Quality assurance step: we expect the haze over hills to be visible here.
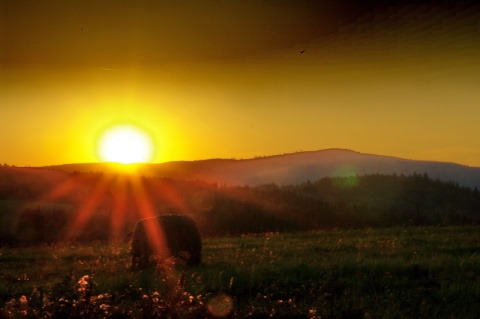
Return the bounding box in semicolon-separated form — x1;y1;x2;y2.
3;149;480;242
44;149;480;189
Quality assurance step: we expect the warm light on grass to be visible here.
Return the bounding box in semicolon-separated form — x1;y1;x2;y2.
97;124;154;164
2;227;480;318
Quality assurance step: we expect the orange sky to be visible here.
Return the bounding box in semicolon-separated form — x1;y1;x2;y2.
1;0;480;167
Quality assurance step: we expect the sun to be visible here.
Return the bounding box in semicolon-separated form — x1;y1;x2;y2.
97;124;154;164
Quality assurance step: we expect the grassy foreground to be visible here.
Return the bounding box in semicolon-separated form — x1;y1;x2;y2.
1;226;480;318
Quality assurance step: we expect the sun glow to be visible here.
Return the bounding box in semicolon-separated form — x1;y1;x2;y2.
97;124;154;164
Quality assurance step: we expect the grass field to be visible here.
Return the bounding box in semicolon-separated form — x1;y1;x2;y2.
1;226;480;318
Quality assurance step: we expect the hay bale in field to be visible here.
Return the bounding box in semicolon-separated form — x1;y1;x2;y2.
131;215;202;269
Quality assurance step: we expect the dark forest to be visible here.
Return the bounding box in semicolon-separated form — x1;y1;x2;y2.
2;169;479;244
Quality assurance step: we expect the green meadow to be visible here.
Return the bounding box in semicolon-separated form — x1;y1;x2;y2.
1;226;480;318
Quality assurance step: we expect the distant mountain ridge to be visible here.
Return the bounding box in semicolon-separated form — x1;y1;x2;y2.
44;149;480;189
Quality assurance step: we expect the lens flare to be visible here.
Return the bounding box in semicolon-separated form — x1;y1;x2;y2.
207;293;234;317
332;165;359;188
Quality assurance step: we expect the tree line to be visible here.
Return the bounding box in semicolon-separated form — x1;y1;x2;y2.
1;171;480;244
197;173;480;236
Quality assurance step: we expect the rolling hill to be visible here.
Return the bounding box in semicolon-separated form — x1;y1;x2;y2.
2;149;480;242
45;149;480;189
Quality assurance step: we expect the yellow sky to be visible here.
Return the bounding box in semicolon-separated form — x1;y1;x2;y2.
1;0;480;167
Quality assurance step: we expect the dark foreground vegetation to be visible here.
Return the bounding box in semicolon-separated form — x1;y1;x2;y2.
1;226;480;318
1;168;480;244
1;168;479;316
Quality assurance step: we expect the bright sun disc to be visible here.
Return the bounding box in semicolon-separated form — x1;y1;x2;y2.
97;124;154;164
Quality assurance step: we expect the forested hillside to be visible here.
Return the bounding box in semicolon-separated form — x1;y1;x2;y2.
45;149;480;189
2;164;480;244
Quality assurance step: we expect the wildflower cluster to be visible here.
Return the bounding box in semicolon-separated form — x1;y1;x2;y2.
1;271;213;319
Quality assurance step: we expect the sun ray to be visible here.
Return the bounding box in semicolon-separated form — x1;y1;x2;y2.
109;174;131;242
150;179;192;215
130;175;170;260
62;173;114;241
42;177;80;203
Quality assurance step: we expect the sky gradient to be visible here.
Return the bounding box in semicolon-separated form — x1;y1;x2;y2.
1;0;480;166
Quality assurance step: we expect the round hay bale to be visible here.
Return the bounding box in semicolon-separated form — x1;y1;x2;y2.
131;215;202;269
